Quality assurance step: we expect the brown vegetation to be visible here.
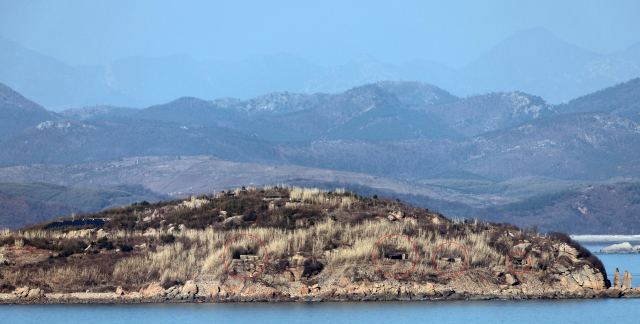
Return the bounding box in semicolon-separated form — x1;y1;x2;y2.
0;186;608;294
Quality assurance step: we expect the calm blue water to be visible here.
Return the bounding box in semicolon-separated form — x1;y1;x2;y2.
585;244;640;288
2;300;640;324
2;243;639;323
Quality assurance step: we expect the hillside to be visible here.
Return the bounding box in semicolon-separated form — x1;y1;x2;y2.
0;194;78;230
59;105;139;121
557;78;640;116
0;119;279;166
0;156;496;210
0;182;170;230
374;81;459;107
281;113;640;181
2;111;640;183
477;182;640;235
0;187;615;303
421;92;555;137
0;82;59;141
132;83;461;142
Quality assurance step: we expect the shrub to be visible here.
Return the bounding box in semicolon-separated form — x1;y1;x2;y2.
243;210;257;222
119;242;133;252
160;234;175;244
302;258;324;278
96;237;115;250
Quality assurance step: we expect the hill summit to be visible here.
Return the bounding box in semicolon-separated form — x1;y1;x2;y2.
1;186;627;303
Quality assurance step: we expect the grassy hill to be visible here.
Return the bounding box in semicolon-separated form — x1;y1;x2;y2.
0;186;609;298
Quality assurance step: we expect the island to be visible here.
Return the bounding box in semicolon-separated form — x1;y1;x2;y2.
595;242;640;254
1;186;639;304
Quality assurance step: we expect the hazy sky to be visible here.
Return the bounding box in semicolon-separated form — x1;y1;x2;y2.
1;0;639;68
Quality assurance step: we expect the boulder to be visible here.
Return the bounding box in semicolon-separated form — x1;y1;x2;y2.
338;277;350;288
623;290;640;298
505;274;519;286
207;286;220;297
511;243;532;253
600;288;622;298
299;285;310;295
140;282;164;297
26;288;44;299
623;271;632;289
275;271;295;282
181;280;198;294
556;243;579;261
222;277;245;295
222;216;243;226
115;286;125;296
614;268;621;288
390;211;405;219
14;286;30;298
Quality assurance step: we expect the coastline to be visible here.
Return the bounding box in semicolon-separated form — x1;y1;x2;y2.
571;235;640;244
2;287;640;305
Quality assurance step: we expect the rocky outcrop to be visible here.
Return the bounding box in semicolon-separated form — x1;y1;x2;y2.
140;282;164;297
614;268;621;288
511;243;532;253
12;286;45;300
181;280;198;294
549;263;606;291
596;242;640;254
623;271;632;289
180;196;209;209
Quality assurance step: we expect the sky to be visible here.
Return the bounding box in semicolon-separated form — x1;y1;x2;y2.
1;0;639;68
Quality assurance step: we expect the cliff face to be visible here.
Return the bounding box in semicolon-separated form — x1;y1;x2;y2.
0;187;631;304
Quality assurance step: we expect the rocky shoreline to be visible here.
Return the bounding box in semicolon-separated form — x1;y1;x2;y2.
3;275;640;305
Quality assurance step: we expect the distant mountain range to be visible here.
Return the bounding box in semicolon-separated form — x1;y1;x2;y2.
2;67;640;233
2;28;640;111
0;82;59;141
2;78;640;182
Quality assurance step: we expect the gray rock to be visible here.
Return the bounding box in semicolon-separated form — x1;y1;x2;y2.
596;242;640;254
623;271;632;289
614;268;622;288
26;288;43;299
506;274;519;286
181;280;198;294
511;243;532;253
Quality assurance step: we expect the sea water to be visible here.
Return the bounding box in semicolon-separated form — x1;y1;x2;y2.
2;299;639;324
584;244;640;287
2;245;639;323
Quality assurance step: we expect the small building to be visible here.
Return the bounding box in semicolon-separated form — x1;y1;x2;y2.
385;252;409;260
43;218;111;229
240;255;259;262
263;195;284;200
439;256;463;263
511;255;529;266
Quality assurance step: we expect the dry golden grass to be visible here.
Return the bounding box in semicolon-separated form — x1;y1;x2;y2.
1;187;557;291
